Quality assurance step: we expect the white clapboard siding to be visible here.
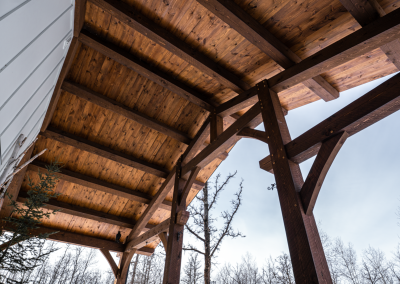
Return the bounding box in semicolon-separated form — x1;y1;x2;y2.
0;0;75;177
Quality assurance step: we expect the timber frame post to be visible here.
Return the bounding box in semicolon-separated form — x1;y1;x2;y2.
257;80;332;284
162;157;192;284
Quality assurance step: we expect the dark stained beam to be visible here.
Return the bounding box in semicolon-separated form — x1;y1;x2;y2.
216;89;258;117
197;0;339;101
301;132;349;215
179;167;201;207
74;0;87;37
41;38;80;131
237;127;268;143
126;218;170;251
261;72;400;172
40;127;169;178
79;29;213;111
381;39;400;70
182;118;211;165
339;0;379;26
339;0;400;70
88;0;250;94
62;81;191;145
162;163;187;284
125;171;176;243
100;249;118;277
17;191;155;230
158;232;168;251
210;112;223;143
181;103;263;177
28;160;176;210
216;89;288;118
0;222;154;255
258;81;332;283
267;8;400;93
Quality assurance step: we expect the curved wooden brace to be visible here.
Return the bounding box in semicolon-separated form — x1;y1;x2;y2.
237;127;269;143
100;249;118;278
301;131;349;215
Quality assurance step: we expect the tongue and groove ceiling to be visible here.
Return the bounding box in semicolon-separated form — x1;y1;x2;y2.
14;0;400;253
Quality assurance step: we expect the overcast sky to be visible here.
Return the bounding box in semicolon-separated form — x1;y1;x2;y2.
98;73;400;275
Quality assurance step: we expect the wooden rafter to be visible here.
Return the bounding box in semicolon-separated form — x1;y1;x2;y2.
61;81;192;145
339;0;380;27
125;219;170;251
88;0;250;94
17;191;156;230
0;222;153;255
28;161;177;210
261;72;400;172
125;171;176;242
78;29;213;111
339;0;400;69
268;8;400;93
182;118;211;165
219;9;400;113
181;103;263;177
300;132;349;215
196;0;339;102
40;127;170;178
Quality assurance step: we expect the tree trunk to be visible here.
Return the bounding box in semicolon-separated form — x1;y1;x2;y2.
129;254;139;284
203;183;211;284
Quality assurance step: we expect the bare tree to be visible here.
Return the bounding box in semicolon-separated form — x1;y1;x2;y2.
182;253;203;284
332;239;361;284
361;246;392;284
184;172;245;284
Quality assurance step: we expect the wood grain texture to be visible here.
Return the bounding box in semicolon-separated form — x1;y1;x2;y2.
181;103;262;176
40;127;169;178
78;29;213;111
41;38;80;132
100;249;118;277
237;127;269;143
28;161;174;210
62;80;191;144
261;72;400;171
268;8;400;93
300;132;349;215
197;0;339;101
126;218;170;250
88;0;250;93
258;81;332;284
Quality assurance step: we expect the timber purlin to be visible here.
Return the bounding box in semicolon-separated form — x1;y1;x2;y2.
88;0;250;94
78;28;213;112
1;221;153;255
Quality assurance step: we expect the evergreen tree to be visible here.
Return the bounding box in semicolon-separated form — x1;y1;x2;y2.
0;161;61;283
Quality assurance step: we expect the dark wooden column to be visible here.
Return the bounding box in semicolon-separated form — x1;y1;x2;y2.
257;81;332;284
162;158;192;284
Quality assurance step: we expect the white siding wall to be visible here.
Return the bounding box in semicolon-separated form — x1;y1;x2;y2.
0;0;75;177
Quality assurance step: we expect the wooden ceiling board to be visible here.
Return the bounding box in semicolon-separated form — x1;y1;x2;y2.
15;0;400;254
